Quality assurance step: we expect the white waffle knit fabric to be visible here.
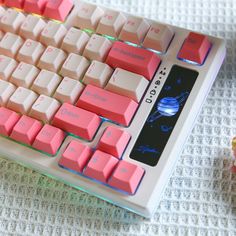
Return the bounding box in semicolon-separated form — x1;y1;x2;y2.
0;0;236;235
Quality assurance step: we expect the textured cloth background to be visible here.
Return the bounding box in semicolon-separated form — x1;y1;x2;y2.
0;0;236;235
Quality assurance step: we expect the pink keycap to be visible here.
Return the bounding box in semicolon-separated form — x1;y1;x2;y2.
0;107;20;136
5;0;25;8
106;41;161;80
83;150;118;183
76;85;138;126
98;126;131;158
108;160;144;194
52;103;101;141
24;0;48;15
43;0;73;21
10;115;43;145
59;140;92;172
32;124;65;155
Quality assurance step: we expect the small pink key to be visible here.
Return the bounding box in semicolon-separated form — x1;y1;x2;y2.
98;126;131;158
43;0;73;21
108;160;144;194
52;103;101;141
83;150;118;183
59;140;92;172
24;0;48;15
0;107;20;136
32;124;65;155
10;115;43;145
5;0;25;9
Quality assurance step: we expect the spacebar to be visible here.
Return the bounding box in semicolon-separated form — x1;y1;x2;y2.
76;85;138;126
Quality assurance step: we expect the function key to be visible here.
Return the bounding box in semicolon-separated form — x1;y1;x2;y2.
119;16;150;44
24;0;48;15
143;23;174;53
178;32;211;65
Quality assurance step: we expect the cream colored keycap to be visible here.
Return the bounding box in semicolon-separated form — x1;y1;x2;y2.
20;15;46;40
143;23;174;53
7;87;38;114
105;68;149;102
0;80;16;106
0;31;4;41
97;10;126;38
29;95;61;123
10;62;39;88
61;27;90;54
83;34;112;62
83;60;113;87
0;32;24;58
38;46;67;72
0;8;25;33
60;53;90;80
119;17;150;44
17;39;45;65
40;21;67;47
0;55;18;81
31;69;62;96
54;77;84;104
75;2;104;30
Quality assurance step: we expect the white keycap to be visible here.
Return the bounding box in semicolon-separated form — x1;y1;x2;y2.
0;55;18;80
75;2;104;30
20;15;46;40
60;53;90;80
0;31;4;41
0;6;5;17
40;21;67;47
31;69;62;96
54;77;84;104
143;23;174;53
17;39;45;65
83;60;113;87
119;17;150;44
97;10;126;38
105;68;149;102
0;80;16;106
7;87;38;114
61;27;90;54
83;34;112;62
0;32;24;58
29;95;61;123
38;46;67;72
10;62;39;88
0;9;25;33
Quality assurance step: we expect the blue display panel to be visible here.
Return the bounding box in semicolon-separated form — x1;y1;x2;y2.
130;65;198;166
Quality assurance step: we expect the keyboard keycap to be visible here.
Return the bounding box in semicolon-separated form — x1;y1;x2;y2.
43;0;74;22
0;80;16;106
83;150;118;183
119;16;150;44
106;68;149;102
32;124;65;155
0;107;20;136
108;160;144;194
96;10;126;38
24;0;48;15
76;84;138;126
143;23;174;53
10;115;43;145
53;77;84;104
106;41;161;80
52;103;101;140
98;126;130;158
83;34;112;62
5;0;25;8
29;95;61;123
75;2;104;30
59;140;92;172
83;60;113;88
0;55;18;80
178;32;211;65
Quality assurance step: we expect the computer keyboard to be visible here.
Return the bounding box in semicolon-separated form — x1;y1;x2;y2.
0;0;226;218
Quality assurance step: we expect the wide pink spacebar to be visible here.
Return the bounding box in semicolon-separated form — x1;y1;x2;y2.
76;85;138;126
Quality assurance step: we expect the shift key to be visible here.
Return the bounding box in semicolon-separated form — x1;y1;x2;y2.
76;85;138;126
